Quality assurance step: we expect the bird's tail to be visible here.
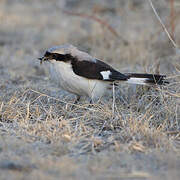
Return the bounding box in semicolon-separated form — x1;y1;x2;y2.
124;73;169;85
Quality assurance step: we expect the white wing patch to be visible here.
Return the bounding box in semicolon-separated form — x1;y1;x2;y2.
127;77;148;85
100;70;111;80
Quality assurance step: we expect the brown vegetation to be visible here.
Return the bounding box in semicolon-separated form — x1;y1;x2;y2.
0;0;180;179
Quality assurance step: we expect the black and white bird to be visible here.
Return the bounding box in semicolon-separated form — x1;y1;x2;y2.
38;44;168;102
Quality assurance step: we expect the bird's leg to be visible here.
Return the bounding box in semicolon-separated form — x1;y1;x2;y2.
89;99;93;104
74;95;81;104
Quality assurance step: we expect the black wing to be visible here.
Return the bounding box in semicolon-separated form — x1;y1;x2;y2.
71;59;128;81
40;52;128;81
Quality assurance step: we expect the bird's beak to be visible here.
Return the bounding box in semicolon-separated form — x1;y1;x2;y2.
38;57;43;64
38;56;48;64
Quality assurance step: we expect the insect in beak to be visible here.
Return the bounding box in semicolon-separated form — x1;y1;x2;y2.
38;57;43;64
38;57;49;64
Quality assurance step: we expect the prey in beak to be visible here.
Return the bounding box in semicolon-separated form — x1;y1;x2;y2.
38;51;52;64
38;57;44;64
38;56;50;64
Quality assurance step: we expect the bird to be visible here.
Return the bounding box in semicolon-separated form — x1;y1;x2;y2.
38;44;168;102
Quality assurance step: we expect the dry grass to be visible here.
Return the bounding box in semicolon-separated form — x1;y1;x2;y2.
0;0;180;179
1;84;179;153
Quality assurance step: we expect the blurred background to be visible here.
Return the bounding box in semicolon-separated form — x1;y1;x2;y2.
0;1;180;179
1;0;180;98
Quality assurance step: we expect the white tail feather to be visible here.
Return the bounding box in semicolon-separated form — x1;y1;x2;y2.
127;77;148;85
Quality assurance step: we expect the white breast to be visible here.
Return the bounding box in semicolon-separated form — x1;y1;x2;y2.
47;61;109;100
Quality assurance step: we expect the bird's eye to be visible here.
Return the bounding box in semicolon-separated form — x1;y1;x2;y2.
52;54;57;59
44;51;51;57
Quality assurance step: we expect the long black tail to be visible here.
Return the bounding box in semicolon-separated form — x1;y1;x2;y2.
124;73;169;85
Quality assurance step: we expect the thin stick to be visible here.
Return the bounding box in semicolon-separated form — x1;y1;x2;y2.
112;82;115;117
170;0;175;41
63;10;119;38
148;0;178;48
27;89;98;111
0;102;3;113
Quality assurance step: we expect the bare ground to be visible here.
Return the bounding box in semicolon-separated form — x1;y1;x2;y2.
0;0;180;179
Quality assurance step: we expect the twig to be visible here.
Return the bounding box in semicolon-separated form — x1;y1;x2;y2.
155;88;180;98
97;120;108;135
63;10;119;38
112;82;115;117
27;89;98;112
170;0;175;41
97;83;116;135
148;0;178;48
0;102;3;113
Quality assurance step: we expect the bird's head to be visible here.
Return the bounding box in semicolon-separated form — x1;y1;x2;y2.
38;44;95;64
38;44;76;64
